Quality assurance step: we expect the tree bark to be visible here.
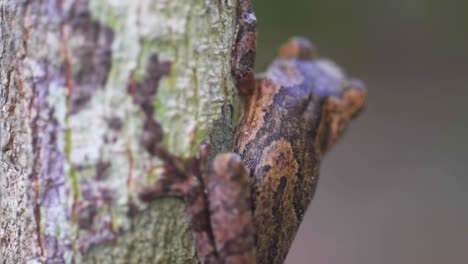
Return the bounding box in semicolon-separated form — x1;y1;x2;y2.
1;0;238;263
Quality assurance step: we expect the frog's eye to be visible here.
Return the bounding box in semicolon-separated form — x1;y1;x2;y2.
243;12;257;25
279;37;318;60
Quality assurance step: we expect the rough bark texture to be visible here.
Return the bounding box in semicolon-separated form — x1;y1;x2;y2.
1;0;238;263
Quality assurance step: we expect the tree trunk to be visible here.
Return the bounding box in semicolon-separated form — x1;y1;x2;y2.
1;0;238;263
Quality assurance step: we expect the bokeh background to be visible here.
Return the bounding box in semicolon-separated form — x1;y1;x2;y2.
253;1;468;263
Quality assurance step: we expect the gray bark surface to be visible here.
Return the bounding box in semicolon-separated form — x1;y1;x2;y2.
1;0;238;263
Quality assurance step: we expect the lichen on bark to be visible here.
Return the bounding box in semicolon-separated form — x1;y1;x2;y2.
1;0;240;263
1;2;37;263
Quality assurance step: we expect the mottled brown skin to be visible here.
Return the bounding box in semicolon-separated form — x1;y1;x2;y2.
235;37;367;263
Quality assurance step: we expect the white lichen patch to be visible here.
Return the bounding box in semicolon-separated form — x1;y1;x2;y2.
69;92;107;166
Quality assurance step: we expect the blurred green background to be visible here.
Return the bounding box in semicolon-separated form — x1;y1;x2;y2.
253;0;468;263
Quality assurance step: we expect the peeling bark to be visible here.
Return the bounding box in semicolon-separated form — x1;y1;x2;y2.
1;0;238;263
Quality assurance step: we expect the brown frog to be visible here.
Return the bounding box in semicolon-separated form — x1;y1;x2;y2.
140;0;367;263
